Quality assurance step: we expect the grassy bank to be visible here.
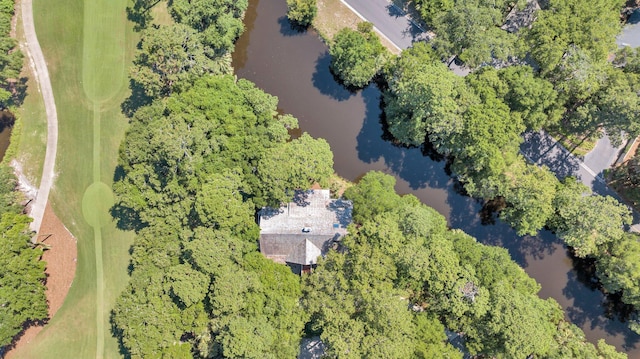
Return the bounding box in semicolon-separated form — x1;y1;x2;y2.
4;7;47;185
314;0;401;54
10;0;136;357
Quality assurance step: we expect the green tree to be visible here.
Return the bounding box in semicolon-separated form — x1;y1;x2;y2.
257;132;333;206
413;313;462;358
549;321;627;358
615;46;640;74
303;247;418;358
550;45;608;109
329;23;389;88
195;169;257;237
497;66;561;130
525;0;623;73
451;96;523;199
286;0;317;27
114;75;295;228
413;0;454;23
384;43;472;150
0;212;47;347
130;24;216;99
0;0;24;108
571;67;640;145
344;171;404;223
170;0;248;56
432;0;517;67
208;252;307;359
552;179;632;258
500;162;558;236
597;235;640;310
480;281;561;358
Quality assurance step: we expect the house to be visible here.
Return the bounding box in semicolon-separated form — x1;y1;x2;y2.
258;189;352;274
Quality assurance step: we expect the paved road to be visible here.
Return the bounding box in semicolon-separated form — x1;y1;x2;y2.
520;131;620;198
341;0;425;50
22;0;58;236
618;9;640;48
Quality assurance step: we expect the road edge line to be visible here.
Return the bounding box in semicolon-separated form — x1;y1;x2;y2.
338;0;403;52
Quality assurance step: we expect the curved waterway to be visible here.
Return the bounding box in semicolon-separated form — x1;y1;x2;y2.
232;0;640;355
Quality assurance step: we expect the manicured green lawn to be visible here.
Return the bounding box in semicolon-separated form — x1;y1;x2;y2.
4;10;46;185
11;0;137;358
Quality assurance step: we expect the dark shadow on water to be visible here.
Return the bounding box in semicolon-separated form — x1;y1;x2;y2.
278;16;308;36
479;197;506;226
0;110;16;132
311;52;356;101
355;87;453;191
563;249;640;350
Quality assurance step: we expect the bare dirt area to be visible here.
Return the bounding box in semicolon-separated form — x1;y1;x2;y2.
4;203;77;359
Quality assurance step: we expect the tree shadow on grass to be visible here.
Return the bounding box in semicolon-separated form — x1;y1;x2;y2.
109;165;147;232
110;310;132;359
121;80;153;118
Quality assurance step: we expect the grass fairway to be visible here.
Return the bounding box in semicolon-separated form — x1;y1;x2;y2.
11;0;137;357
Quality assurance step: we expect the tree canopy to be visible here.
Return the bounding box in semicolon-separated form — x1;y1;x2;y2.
286;0;317;27
329;22;389;88
384;43;472;150
0;166;47;348
305;171;625;358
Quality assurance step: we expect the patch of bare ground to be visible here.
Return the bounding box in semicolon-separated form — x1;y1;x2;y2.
4;203;77;359
314;0;401;55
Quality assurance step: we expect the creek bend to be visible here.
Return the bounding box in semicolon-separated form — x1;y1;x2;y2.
232;0;640;355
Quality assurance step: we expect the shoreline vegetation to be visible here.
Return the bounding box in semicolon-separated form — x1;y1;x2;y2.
312;0;401;55
3;0;639;356
108;0;630;358
0;0;48;353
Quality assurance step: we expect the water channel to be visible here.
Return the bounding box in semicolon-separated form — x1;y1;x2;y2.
232;0;640;355
0;110;14;161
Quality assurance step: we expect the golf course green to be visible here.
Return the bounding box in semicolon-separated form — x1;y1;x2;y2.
11;0;137;357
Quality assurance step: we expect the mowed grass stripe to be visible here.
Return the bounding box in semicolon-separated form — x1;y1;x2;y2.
82;0;127;102
11;0;137;357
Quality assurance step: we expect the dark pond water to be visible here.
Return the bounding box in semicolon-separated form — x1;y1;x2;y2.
0;110;14;161
232;0;640;355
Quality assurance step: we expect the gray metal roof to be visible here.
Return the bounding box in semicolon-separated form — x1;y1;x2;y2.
258;190;352;265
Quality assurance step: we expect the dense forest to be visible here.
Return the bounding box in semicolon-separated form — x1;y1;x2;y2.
379;0;640;336
324;0;640;340
0;0;48;351
0;164;48;349
322;0;640;337
0;0;24;109
103;0;640;358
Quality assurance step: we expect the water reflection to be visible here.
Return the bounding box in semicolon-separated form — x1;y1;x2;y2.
232;0;640;355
